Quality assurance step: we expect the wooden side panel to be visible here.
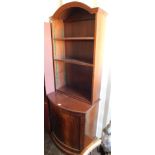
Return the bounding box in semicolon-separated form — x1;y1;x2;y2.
52;20;64;38
92;12;106;103
54;61;66;89
85;102;99;138
52;20;66;89
44;22;55;94
52;20;65;59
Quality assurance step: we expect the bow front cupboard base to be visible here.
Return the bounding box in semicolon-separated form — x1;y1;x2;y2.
47;2;107;154
48;92;99;154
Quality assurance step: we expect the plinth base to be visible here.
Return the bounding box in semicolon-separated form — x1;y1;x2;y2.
50;133;101;155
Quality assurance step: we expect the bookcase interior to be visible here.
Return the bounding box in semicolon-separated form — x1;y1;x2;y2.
52;7;95;103
54;62;93;102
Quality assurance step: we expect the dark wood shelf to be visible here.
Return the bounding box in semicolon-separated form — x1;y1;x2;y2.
54;58;93;67
48;92;91;113
65;17;95;22
54;37;94;41
57;86;91;103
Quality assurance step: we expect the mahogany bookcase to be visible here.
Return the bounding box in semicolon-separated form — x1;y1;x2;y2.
47;2;107;154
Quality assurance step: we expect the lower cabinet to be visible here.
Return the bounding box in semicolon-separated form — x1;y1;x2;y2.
51;104;85;151
48;92;99;154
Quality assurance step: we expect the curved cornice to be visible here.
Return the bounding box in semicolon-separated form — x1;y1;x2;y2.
50;1;107;20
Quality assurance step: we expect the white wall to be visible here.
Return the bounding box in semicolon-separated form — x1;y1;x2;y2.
96;0;112;137
43;1;62;22
62;0;95;7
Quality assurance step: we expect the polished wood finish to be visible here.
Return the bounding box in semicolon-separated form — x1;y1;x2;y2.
92;10;106;104
81;138;101;155
53;62;93;102
50;133;93;155
85;101;99;138
51;104;83;150
54;58;93;67
57;86;91;103
54;37;94;40
48;92;91;113
48;92;99;153
47;2;107;154
65;40;94;64
51;2;106;103
50;1;107;20
44;85;51;133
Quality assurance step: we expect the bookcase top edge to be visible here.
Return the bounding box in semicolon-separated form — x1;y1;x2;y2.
49;1;107;21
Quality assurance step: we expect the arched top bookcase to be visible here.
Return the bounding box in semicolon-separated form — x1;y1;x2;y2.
47;2;107;154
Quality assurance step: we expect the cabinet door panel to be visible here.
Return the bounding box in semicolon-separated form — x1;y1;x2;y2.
51;105;82;150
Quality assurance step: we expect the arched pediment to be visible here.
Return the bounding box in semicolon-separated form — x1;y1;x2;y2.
50;1;105;20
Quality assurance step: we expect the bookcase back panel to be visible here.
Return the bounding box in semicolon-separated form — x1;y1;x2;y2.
66;64;92;94
64;19;95;37
66;64;91;102
60;7;95;37
54;61;92;102
65;40;94;63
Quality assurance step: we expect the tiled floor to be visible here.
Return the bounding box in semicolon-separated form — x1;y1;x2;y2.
44;132;103;155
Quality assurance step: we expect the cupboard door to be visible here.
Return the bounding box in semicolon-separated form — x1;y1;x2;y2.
51;104;84;150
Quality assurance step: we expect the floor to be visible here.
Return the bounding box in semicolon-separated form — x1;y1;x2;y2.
44;132;103;155
44;132;63;155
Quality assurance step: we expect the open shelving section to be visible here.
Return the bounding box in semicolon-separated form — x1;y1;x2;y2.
54;61;93;103
52;6;95;103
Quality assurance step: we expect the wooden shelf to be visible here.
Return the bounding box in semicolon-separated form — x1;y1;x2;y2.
54;37;94;41
54;58;93;67
57;86;91;103
65;17;95;23
48;92;91;113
